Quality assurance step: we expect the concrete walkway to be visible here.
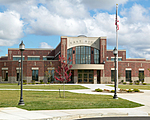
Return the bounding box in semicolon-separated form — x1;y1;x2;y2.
0;84;150;120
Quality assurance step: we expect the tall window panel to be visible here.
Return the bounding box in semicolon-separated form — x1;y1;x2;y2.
94;48;99;64
75;46;91;64
2;70;8;81
126;70;131;82
67;48;72;64
32;70;38;81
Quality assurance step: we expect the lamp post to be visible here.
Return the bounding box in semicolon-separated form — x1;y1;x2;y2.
113;47;118;99
18;59;21;85
18;41;25;105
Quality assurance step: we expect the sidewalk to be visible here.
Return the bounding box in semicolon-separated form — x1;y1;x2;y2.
0;84;150;120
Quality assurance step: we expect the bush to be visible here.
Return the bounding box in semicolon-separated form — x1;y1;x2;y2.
95;88;103;92
23;80;27;83
130;80;133;83
40;80;44;84
127;89;132;92
129;83;133;85
111;90;115;93
135;82;139;85
143;83;147;85
133;89;140;92
31;80;35;84
121;80;124;83
123;82;126;84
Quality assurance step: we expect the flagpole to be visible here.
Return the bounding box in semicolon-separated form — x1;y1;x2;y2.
116;4;118;92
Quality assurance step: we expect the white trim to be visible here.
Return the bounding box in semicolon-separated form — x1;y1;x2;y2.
32;67;39;70
47;67;55;70
2;68;8;70
55;51;60;57
126;68;132;70
28;56;40;57
139;68;144;71
43;56;54;58
16;68;21;70
111;68;117;70
13;55;25;57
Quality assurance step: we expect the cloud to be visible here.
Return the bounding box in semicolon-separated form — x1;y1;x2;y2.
81;0;128;10
39;42;53;49
0;0;150;59
0;10;23;46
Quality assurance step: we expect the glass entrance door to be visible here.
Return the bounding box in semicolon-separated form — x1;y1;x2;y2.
78;70;93;83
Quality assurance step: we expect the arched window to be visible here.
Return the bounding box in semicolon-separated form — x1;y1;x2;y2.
67;48;72;64
94;48;99;64
76;46;91;64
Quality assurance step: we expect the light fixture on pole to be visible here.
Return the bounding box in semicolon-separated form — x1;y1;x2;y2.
113;47;118;99
18;41;25;105
18;59;21;85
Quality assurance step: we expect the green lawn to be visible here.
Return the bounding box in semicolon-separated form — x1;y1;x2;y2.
0;90;143;110
108;84;150;90
0;84;89;90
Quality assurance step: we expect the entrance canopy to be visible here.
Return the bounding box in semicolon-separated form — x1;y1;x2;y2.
70;64;104;70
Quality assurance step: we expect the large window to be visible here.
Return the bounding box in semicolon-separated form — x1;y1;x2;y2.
13;57;25;61
67;48;72;64
76;46;91;64
126;70;131;82
32;70;38;81
2;70;8;81
28;57;40;60
94;48;99;64
48;69;55;81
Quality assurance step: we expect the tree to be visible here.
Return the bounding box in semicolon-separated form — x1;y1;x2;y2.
45;62;55;85
138;72;145;83
54;55;72;98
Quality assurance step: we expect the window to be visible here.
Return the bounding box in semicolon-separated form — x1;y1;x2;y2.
94;48;99;64
106;57;109;61
43;57;47;60
48;69;55;81
118;58;122;61
126;70;131;82
2;70;8;81
75;46;91;64
111;57;122;61
28;57;40;60
67;48;72;64
32;70;38;81
111;70;115;81
139;71;144;81
13;57;25;60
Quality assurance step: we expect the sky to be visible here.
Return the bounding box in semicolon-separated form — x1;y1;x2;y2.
0;0;150;59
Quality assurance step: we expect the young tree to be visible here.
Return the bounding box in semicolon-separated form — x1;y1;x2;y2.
54;55;72;98
45;62;55;85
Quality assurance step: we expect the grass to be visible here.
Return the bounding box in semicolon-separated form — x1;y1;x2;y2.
107;84;150;90
0;90;143;110
0;84;89;90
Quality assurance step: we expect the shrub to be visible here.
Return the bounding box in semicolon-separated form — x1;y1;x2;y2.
111;90;115;93
123;82;126;84
130;80;132;83
31;80;35;84
40;80;44;84
23;80;27;83
133;89;140;92
135;82;139;85
143;83;147;85
95;88;103;92
127;89;132;92
121;80;124;83
129;83;133;85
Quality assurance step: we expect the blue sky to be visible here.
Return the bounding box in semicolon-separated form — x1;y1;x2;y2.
0;0;150;59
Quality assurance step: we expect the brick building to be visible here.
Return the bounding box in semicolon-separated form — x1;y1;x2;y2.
0;36;150;84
